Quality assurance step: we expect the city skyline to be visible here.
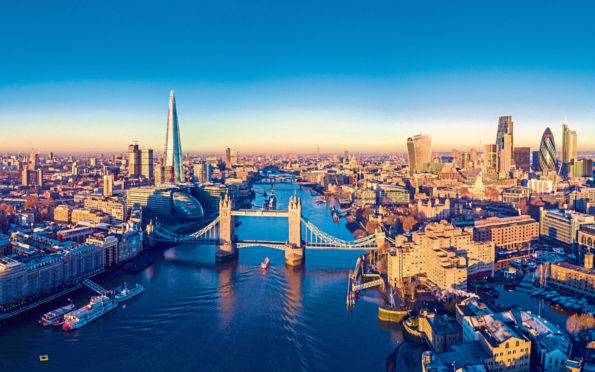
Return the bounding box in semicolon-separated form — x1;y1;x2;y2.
1;85;593;155
2;1;595;153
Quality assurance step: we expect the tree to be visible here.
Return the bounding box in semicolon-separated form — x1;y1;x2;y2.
24;196;40;210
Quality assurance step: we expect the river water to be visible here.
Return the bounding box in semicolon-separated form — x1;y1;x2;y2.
0;184;424;371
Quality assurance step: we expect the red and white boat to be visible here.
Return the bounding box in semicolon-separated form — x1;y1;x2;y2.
38;303;75;327
261;257;270;270
62;295;118;331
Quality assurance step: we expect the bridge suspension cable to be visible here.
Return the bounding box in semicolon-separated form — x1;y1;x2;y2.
154;217;220;243
301;218;378;250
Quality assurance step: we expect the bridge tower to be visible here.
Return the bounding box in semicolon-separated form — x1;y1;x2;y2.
375;227;385;250
216;193;237;262
285;194;304;266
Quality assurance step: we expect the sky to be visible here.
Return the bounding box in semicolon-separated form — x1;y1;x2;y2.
1;0;594;154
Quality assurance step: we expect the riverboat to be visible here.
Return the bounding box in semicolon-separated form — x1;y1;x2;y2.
62;296;118;331
38;303;75;327
114;283;145;302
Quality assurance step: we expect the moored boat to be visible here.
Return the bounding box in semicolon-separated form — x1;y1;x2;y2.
62;296;118;331
114;283;145;302
38;303;75;327
261;257;270;270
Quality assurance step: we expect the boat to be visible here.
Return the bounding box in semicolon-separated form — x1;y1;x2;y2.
62;296;118;331
260;257;270;270
114;283;145;302
531;288;546;297
265;189;277;210
315;196;327;205
354;290;360;299
544;292;556;300
38;303;75;327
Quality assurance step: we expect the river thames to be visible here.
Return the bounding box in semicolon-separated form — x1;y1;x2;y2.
0;184;425;371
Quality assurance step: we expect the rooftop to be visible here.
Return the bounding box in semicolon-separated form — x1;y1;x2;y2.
552;261;595;276
433;341;489;369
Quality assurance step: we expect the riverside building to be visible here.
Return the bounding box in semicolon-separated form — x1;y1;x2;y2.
0;244;103;307
388;221;495;290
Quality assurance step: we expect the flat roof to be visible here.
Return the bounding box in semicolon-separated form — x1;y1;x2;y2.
436;341;489;366
552;261;595;276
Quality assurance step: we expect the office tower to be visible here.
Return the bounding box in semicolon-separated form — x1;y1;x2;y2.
584;159;593;177
193;162;211;183
512;147;531;171
496;116;514;170
497;133;512;173
29;152;39;170
22;168;43;187
538;127;557;172
230;149;238;166
483;144;498;169
406;134;432;176
460;152;470;169
48;151;54;161
496;115;514;152
103;174;114;197
225;147;231;166
164;90;184;183
72;161;79;176
569;158;594;178
562;123;577;163
532;151;540;171
128;144;141;177
154;164;165;185
141;149;154;181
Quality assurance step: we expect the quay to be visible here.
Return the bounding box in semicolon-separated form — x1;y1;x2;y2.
378;306;408;323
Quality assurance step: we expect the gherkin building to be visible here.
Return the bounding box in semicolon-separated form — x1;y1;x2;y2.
539;127;557;171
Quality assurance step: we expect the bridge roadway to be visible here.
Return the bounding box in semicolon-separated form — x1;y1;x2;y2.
236;240;378;251
230;209;289;217
236;240;288;250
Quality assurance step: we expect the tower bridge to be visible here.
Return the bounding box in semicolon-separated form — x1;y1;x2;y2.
154;194;385;265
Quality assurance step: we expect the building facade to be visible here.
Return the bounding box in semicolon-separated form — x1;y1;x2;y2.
540;209;595;248
407;134;432;176
473;216;539;252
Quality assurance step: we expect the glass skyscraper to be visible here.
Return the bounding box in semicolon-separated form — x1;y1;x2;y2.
407;134;432;176
539;127;557;172
164;90;184;183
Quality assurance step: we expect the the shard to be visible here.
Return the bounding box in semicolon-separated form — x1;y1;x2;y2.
164;90;184;183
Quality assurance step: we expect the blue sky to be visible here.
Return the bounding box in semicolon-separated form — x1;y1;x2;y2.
1;0;594;153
